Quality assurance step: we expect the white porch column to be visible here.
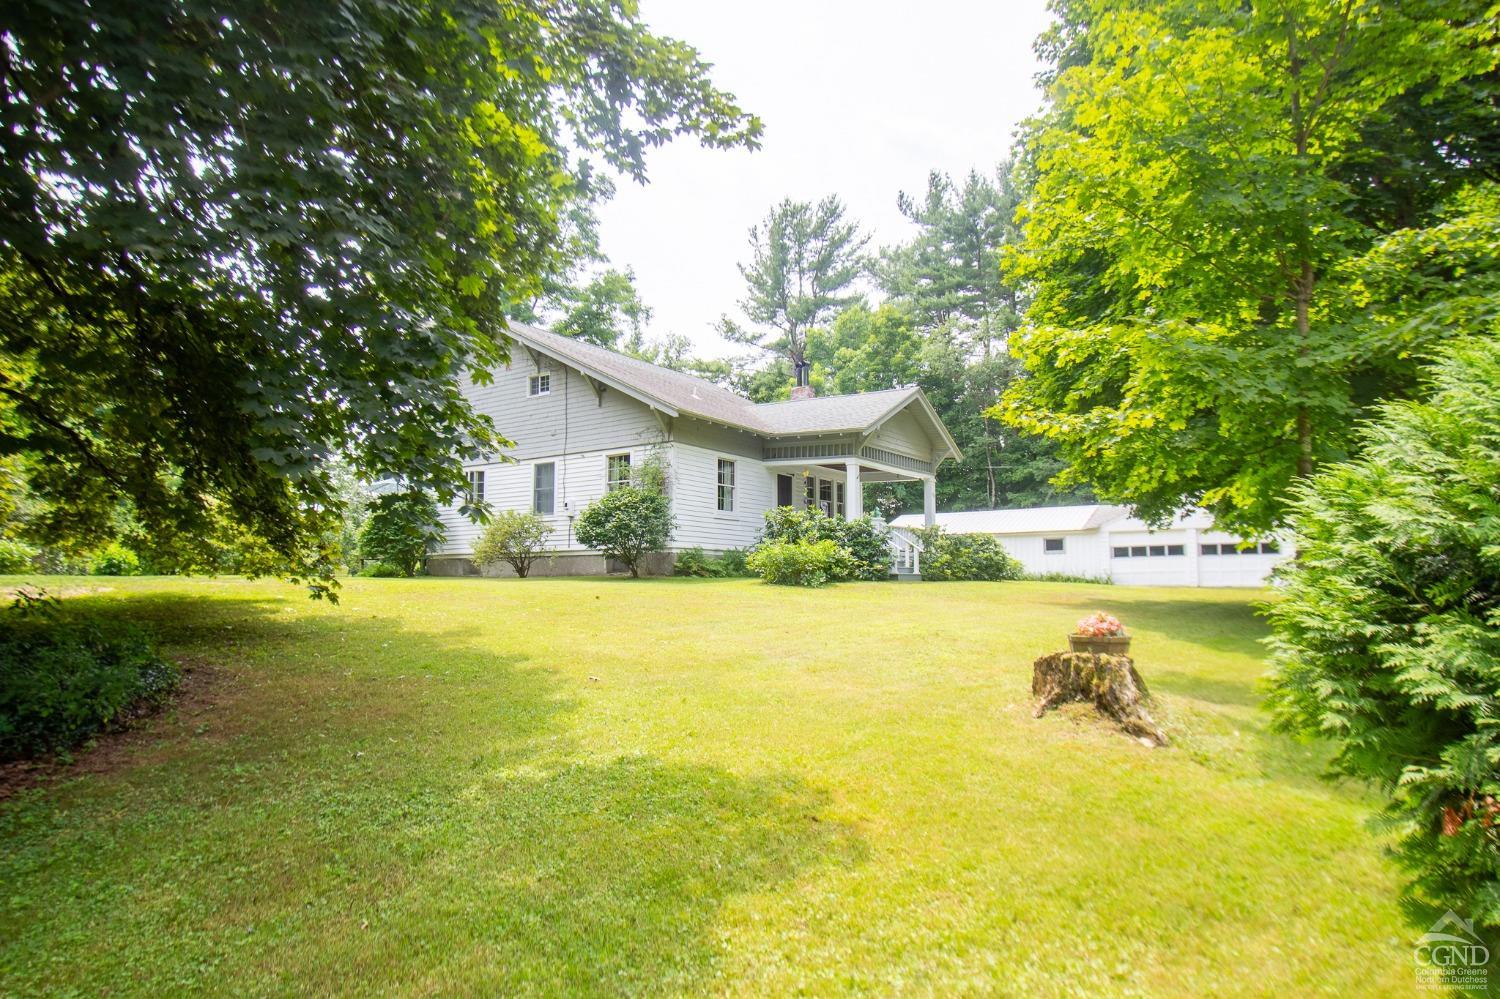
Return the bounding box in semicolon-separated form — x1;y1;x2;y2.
923;475;937;528
845;461;863;519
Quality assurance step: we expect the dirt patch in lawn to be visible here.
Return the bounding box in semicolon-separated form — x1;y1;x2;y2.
0;658;232;801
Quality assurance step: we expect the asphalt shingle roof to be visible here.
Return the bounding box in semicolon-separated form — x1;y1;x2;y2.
506;323;955;453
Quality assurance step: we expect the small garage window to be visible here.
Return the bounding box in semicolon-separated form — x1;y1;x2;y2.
1043;537;1065;554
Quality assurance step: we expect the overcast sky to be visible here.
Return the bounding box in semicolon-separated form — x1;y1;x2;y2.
593;0;1056;360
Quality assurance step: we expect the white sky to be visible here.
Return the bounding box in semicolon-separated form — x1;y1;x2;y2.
594;0;1055;360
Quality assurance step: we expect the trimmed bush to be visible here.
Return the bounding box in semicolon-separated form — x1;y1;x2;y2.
0;617;180;761
473;510;553;578
913;528;1024;581
746;538;851;587
0;539;37;573
1267;336;1500;928
758;507;889;580
575;486;674;578
89;542;141;576
357;562;403;578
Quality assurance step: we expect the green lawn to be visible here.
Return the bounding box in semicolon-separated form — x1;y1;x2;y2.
0;576;1414;995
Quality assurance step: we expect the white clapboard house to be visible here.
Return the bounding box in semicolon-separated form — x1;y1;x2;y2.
429;323;961;576
889;505;1291;587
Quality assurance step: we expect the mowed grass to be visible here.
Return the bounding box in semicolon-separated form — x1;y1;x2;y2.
0;576;1413;995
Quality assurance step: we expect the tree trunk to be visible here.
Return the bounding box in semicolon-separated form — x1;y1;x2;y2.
1031;651;1167;746
1293;259;1315;478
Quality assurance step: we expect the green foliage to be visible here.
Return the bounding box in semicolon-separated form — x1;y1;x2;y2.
0;616;180;761
356;563;403;579
574;487;674;578
720;197;868;368
358;493;443;578
631;449;672;497
672;548;721;578
876;165;1023;357
1267;336;1500;927
672;547;753;578
1002;0;1500;534
552;269;653;348
89;543;140;577
0;2;758;597
745;539;851;588
0;539;37;574
473;511;554;578
911;529;1024;582
1021;571;1113;585
716;548;753;578
757;507;889;581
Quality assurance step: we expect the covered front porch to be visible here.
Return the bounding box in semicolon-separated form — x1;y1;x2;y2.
762;452;938;528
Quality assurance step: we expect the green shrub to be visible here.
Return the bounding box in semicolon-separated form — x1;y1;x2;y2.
717;548;753;577
472;510;553;578
672;547;722;577
0;538;37;573
575;487;674;578
1021;571;1114;585
357;562;402;578
358;491;443;577
758;508;889;580
746;538;851;587
89;542;141;576
673;547;756;578
0;617;180;761
913;529;1024;582
1267;336;1500;929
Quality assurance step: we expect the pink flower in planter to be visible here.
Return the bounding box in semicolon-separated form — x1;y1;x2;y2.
1076;611;1125;637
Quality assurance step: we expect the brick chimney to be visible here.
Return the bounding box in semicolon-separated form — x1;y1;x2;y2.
790;360;814;401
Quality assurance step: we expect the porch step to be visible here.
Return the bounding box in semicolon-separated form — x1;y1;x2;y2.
893;572;923;582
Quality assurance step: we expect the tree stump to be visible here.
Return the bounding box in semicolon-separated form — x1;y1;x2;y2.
1031;651;1168;746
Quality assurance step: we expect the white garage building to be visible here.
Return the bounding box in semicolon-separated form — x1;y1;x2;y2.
889;505;1290;588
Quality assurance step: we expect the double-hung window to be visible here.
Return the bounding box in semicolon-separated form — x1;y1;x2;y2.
533;462;555;514
716;459;735;512
606;454;631;492
528;372;551;396
465;469;485;505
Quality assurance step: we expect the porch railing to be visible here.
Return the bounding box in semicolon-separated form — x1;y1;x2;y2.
889;527;923;576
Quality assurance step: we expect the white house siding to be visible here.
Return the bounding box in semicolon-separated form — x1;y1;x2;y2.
436;446;659;558
990;532;1113;579
667;441;775;552
433;357;663;560
459;356;662;462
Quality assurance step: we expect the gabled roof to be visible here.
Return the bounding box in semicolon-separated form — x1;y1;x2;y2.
890;505;1131;535
503;322;961;461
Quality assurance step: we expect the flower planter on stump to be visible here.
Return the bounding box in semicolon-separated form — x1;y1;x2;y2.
1069;634;1131;656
